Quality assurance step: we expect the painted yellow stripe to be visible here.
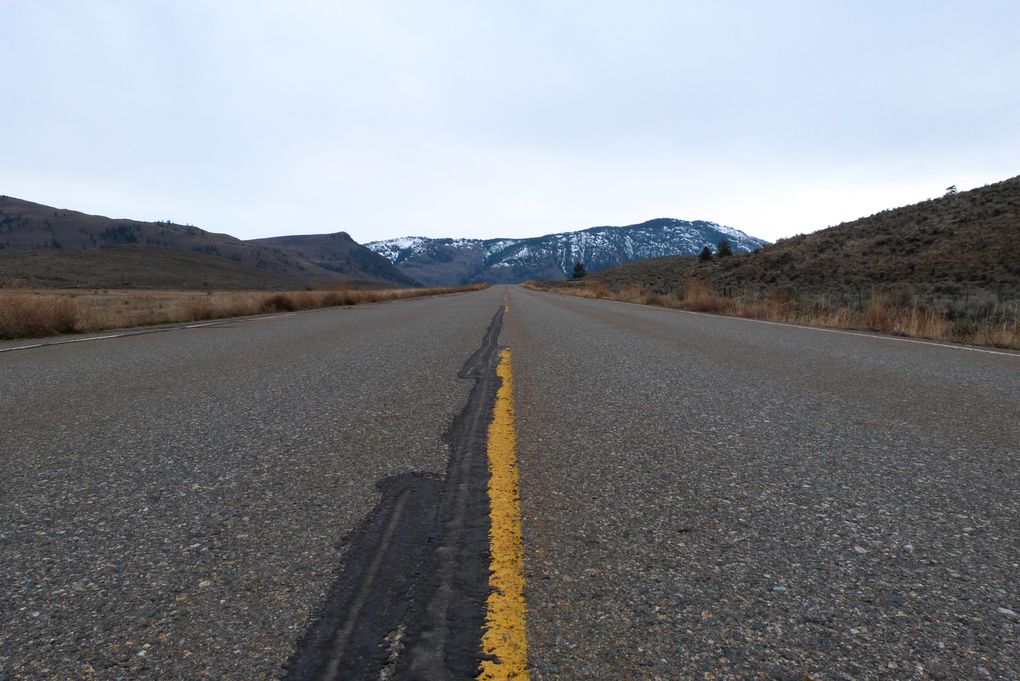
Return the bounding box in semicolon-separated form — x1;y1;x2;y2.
479;349;529;680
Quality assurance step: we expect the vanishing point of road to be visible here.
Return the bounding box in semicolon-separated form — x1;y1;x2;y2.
2;285;1017;680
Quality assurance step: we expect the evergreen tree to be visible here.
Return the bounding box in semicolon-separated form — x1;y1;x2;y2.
572;261;586;279
717;239;733;257
698;246;713;262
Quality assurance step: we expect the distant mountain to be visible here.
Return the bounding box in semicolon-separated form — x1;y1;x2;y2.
588;175;1020;310
367;219;768;286
0;196;415;289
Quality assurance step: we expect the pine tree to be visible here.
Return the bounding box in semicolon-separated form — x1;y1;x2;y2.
572;261;586;279
717;239;733;257
698;246;713;262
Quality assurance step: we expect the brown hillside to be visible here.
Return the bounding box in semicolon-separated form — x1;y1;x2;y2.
0;246;303;290
0;196;416;288
590;175;1020;313
249;233;419;288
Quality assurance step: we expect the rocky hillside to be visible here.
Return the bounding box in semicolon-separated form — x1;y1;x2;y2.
0;196;415;289
367;218;767;286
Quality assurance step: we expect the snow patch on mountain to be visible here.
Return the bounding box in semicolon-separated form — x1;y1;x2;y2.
365;218;769;285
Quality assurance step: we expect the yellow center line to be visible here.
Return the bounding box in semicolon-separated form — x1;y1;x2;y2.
479;348;529;680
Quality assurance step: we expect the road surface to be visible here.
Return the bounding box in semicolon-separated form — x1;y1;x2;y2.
1;285;1017;679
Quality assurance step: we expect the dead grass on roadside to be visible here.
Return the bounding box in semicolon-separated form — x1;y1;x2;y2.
0;284;488;340
523;280;1020;350
0;294;79;338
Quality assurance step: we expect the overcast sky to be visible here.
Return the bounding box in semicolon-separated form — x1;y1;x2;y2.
3;1;1018;243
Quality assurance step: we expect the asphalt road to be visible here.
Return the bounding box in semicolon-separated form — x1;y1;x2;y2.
504;287;1019;680
2;285;1018;680
0;288;501;680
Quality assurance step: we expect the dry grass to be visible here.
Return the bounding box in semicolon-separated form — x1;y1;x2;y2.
0;284;488;340
524;280;1020;351
0;295;79;338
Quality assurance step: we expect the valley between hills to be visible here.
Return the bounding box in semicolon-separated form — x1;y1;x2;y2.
1;175;1018;348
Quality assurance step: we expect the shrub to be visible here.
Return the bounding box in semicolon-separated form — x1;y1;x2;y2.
263;293;298;312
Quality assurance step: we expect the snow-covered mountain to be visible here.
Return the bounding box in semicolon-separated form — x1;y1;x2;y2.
366;218;768;286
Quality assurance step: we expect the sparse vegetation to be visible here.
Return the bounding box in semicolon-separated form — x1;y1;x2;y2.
590;175;1020;310
0;284;488;340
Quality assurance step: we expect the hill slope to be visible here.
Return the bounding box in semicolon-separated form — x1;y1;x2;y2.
249;233;419;287
367;219;767;286
0;246;304;289
0;196;415;289
589;176;1020;312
